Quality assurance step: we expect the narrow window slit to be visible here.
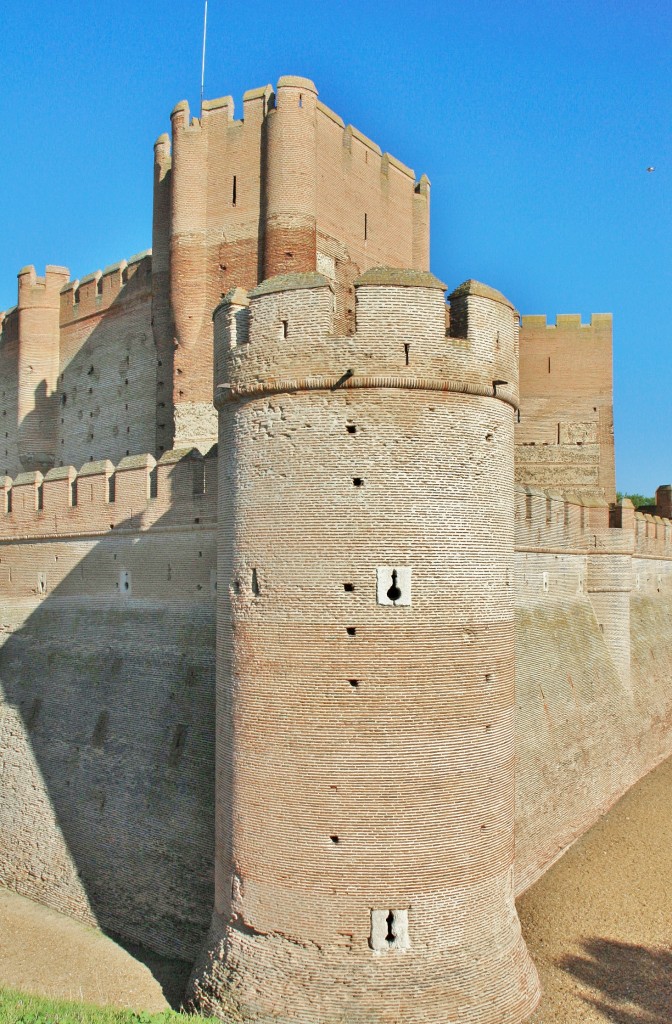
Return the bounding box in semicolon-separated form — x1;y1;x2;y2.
404;343;410;366
282;319;288;339
385;911;396;945
251;568;260;596
232;175;237;206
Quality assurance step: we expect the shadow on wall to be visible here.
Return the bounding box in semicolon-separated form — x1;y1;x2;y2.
561;938;672;1024
0;452;218;1006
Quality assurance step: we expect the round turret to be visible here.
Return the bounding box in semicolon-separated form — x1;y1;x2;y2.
189;270;539;1023
262;77;318;278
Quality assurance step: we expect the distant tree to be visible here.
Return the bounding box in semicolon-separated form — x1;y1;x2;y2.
616;492;655;508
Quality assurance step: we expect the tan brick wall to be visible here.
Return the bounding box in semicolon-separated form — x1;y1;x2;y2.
516;314;615;501
0;449;217;960
57;255;157;469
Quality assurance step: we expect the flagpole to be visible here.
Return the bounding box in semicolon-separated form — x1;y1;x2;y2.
200;0;209;116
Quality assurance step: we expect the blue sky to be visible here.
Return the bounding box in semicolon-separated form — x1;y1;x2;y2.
1;0;669;494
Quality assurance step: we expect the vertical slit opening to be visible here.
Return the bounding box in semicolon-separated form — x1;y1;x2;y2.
251;568;260;596
232;175;237;206
282;319;288;338
404;343;410;366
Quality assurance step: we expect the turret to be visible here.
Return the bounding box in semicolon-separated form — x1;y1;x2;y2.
188;270;540;1023
16;264;69;472
262;77;318;278
152;132;175;455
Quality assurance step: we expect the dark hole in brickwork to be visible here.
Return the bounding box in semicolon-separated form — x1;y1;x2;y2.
404;343;410;366
25;698;42;733
169;724;188;766
353;478;363;487
348;679;359;688
346;424;357;434
330;835;339;844
251;568;260;596
61;393;67;406
346;626;356;636
344;583;355;592
91;711;109;749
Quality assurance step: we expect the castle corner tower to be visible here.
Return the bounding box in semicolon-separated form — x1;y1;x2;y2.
189;270;540;1023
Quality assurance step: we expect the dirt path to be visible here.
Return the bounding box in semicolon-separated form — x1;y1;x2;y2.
518;754;672;1023
0;888;181;1011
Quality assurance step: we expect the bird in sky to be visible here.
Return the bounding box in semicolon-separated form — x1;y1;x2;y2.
647;166;655;172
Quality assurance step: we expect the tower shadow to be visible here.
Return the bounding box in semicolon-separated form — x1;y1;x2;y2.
0;448;219;1008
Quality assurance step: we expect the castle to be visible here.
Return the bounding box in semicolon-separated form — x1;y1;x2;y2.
1;76;671;1024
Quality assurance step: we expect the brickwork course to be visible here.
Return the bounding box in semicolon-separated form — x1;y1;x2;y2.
0;75;670;1024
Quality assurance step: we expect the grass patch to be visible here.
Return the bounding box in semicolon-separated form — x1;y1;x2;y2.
0;989;208;1024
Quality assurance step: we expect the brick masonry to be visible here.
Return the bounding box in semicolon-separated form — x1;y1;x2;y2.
0;74;670;1024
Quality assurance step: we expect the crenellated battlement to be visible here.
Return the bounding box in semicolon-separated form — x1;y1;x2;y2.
514;484;672;561
59;251;152;325
520;313;612;330
213;270;519;408
0;447;217;540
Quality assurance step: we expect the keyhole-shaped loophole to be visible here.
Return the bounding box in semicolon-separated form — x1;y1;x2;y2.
385;911;396;945
387;570;402;605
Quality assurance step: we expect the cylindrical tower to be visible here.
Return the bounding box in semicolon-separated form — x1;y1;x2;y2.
152;132;175;455
262;77;318;279
190;270;540;1023
17;264;69;472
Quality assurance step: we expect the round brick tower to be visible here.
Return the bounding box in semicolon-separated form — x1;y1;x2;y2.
189;270;540;1023
262;76;318;279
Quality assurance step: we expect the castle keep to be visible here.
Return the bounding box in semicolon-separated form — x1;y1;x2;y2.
1;76;671;1024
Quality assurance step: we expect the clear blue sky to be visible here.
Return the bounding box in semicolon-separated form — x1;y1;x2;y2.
1;0;669;494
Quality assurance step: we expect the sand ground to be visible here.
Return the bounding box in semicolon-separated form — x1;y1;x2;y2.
518;753;672;1023
0;887;189;1011
2;756;672;1019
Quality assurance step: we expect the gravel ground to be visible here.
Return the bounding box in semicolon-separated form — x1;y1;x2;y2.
518;754;672;1023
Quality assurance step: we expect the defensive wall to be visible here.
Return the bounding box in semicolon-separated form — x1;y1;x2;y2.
0;448;217;960
0;457;670;961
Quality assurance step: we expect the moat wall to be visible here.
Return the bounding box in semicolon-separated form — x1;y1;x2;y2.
0;449;217;961
0;460;671;970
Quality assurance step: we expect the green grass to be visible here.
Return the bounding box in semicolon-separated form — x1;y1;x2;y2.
0;989;209;1024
